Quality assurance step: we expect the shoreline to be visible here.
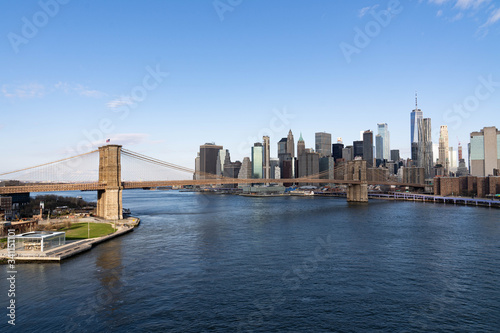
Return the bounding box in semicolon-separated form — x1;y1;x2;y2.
0;216;140;264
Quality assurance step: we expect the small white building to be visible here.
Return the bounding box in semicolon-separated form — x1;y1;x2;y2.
15;231;66;252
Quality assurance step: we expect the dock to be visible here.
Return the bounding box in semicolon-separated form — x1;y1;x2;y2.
0;217;140;263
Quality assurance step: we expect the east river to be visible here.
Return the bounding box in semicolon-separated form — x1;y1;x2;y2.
3;190;500;332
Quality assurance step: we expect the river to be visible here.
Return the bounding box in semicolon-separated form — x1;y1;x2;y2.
3;190;500;332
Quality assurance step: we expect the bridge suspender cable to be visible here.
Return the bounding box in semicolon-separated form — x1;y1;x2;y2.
0;150;99;177
121;149;195;174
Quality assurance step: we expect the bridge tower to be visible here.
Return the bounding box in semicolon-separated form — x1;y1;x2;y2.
97;145;123;220
344;160;368;202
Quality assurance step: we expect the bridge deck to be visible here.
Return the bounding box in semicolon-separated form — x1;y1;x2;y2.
0;179;424;194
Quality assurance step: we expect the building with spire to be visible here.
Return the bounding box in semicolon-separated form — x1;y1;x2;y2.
410;92;423;162
286;130;295;159
297;133;305;157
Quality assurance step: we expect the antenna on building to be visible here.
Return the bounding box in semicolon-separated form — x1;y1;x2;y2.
415;91;418;110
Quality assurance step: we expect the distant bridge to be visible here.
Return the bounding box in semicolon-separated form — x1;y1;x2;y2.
0;145;424;219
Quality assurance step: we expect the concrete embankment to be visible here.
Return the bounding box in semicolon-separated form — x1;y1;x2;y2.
0;217;140;264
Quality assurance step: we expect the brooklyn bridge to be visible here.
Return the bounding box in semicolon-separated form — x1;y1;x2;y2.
0;145;424;220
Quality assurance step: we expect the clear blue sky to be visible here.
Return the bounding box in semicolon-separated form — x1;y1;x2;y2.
1;0;499;173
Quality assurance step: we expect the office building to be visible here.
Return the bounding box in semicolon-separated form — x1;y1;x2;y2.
199;143;223;179
377;123;390;160
410;93;423;145
376;135;383;160
251;143;263;179
438;125;450;174
315;132;332;157
263;136;270;179
297;133;305;157
363;130;374;168
319;156;334;180
470;126;500;176
390;149;400;162
418;118;433;179
278;138;287;155
353;141;363;159
287;129;295;159
342;146;353;161
332;143;344;162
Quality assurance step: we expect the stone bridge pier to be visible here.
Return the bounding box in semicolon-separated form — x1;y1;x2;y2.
97;145;123;220
344;160;368;203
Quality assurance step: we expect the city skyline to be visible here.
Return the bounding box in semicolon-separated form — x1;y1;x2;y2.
1;1;500;172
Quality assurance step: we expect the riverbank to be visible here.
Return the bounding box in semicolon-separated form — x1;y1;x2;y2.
0;216;140;264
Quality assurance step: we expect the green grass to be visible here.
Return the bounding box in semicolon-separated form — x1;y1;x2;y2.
59;223;116;240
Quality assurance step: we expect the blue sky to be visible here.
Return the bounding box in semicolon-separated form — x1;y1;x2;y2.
1;0;499;174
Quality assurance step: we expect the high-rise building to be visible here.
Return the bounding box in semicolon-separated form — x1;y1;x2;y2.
458;143;463;160
376;135;383;160
270;158;280;179
251;142;263;179
278;138;287;155
319;156;334;180
298;151;320;178
238;157;252;186
194;152;201;180
286;130;295;159
216;149;227;177
353;141;363;159
377;123;390;160
438;125;450;174
342;146;353;161
199;143;223;179
263;136;270;179
449;147;457;173
411;93;423;162
363;130;374;168
315;132;332;157
390;149;400;162
332;143;344;162
410;92;423;145
297;133;306;157
470;126;500;176
418;118;433;179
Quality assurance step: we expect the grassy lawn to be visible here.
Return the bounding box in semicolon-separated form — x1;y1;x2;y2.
60;223;116;240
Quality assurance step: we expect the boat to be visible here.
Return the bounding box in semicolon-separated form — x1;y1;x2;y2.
289;190;315;196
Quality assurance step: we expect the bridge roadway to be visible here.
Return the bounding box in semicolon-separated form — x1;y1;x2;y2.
0;178;424;194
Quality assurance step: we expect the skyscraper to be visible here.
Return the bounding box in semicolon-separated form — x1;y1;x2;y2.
376;135;383;160
410;93;423;161
297;133;305;157
332;143;344;162
438;125;449;174
363;130;374;168
199;143;223;179
263;136;270;179
353;141;363;159
278;137;287;155
470;126;500;176
251;142;263;179
418;118;433;179
315;132;332;157
377;123;390;160
286;129;295;159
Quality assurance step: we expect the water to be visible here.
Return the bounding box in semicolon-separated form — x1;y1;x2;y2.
2;190;500;332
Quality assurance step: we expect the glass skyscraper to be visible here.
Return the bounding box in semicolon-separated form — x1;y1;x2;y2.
251;142;263;179
377;123;390;160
